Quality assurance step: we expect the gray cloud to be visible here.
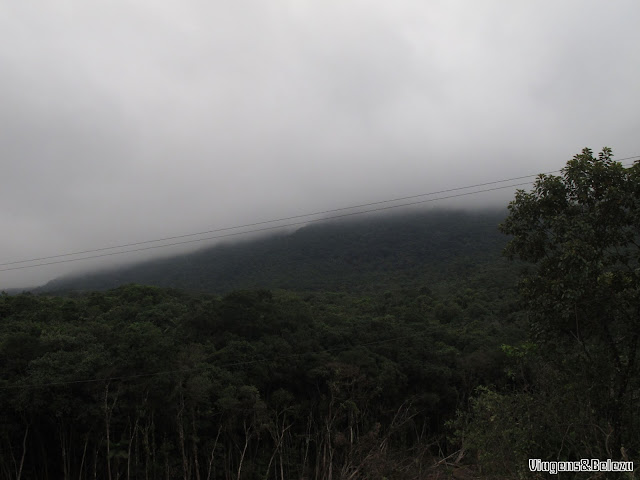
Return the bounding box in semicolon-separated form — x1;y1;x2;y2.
1;0;639;288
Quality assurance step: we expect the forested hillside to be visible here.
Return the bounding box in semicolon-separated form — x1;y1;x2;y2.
0;283;523;479
2;208;529;479
3;151;639;479
38;209;514;295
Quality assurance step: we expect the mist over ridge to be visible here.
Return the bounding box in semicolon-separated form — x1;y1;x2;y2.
2;1;639;289
34;207;512;295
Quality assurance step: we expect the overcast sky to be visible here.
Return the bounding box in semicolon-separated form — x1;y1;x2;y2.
1;0;639;289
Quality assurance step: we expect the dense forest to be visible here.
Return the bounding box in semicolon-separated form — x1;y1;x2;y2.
0;283;523;480
2;149;639;478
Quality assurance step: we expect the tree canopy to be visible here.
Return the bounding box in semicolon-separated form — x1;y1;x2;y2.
501;148;639;445
456;148;640;475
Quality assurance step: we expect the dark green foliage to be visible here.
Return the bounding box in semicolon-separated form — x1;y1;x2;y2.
0;279;521;479
455;149;640;476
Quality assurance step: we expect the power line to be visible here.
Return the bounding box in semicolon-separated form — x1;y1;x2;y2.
1;154;638;273
2;173;542;267
0;181;532;273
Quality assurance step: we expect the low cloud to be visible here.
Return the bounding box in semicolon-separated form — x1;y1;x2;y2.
1;0;639;288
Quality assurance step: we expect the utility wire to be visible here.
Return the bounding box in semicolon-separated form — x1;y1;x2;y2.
1;155;638;273
2;174;543;267
0;181;532;273
6;160;630;268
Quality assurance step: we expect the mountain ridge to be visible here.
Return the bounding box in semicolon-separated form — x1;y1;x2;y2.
37;208;513;294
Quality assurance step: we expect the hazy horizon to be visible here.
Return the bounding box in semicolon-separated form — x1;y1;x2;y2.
4;205;508;291
2;1;639;288
24;206;508;295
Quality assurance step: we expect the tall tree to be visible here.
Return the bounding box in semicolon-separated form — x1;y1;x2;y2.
500;147;640;453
